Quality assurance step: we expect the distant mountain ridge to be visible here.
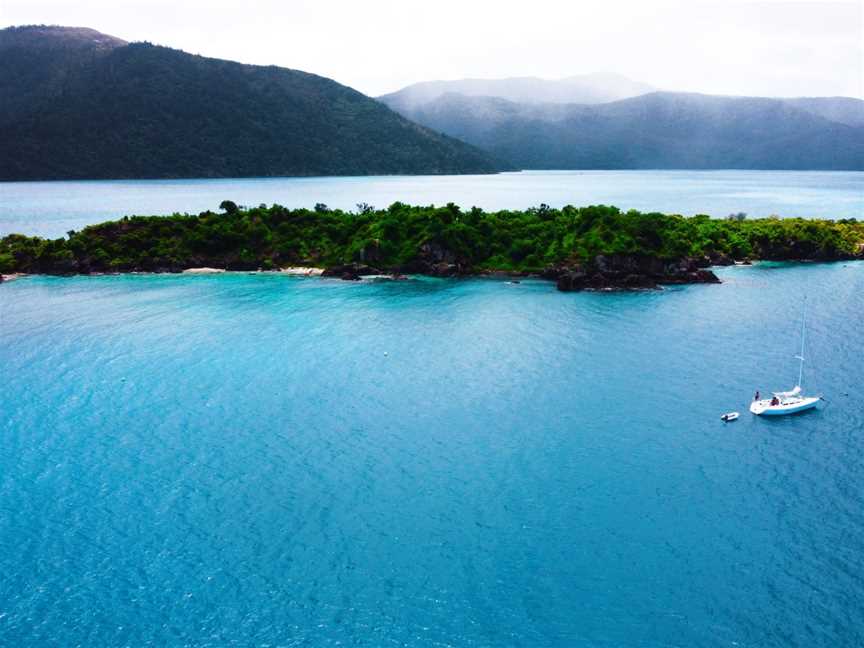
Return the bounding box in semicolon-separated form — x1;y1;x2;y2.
380;80;864;171
380;73;655;111
0;25;503;180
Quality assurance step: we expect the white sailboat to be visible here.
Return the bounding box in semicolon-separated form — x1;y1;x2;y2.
750;301;821;416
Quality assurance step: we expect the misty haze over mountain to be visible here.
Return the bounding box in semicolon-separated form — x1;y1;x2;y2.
379;74;656;111
380;78;864;171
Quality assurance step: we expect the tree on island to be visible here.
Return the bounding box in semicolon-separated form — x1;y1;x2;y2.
219;200;239;215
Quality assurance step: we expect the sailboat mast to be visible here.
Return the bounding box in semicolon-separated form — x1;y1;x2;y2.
797;299;806;388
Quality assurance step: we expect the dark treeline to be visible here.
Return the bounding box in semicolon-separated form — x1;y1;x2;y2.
2;204;862;282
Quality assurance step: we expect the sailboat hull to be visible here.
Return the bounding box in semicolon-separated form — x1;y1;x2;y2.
750;397;820;416
752;301;820;417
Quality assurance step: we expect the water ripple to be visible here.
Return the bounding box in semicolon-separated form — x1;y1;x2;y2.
1;264;862;646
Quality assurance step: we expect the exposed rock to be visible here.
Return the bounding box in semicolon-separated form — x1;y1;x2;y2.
224;260;259;271
553;254;722;292
429;262;459;277
538;266;562;281
407;242;471;276
419;242;457;265
658;269;721;285
708;251;734;266
322;263;382;280
556;267;588;291
356;241;383;264
479;270;531;279
699;269;721;283
624;273;656;288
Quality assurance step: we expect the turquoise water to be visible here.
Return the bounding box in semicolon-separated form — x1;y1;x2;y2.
1;170;862;237
2;262;863;646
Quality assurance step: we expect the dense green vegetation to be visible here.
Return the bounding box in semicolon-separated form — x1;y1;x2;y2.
0;26;502;180
2;204;862;276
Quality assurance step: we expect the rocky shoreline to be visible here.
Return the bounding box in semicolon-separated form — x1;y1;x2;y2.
270;251;864;292
313;242;740;291
317;254;725;291
3;243;861;292
5;254;862;291
316;242;737;291
545;254;727;291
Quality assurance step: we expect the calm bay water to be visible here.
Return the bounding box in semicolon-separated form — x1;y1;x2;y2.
2;262;863;646
1;170;862;237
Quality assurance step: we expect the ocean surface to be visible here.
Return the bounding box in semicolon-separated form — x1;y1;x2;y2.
2;262;863;646
1;169;862;237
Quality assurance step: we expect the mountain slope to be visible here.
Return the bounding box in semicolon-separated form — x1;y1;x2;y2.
381;90;864;170
0;26;503;180
379;73;654;111
781;97;864;128
0;26;127;123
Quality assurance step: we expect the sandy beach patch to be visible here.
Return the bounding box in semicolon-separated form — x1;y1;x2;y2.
280;267;324;276
182;267;226;274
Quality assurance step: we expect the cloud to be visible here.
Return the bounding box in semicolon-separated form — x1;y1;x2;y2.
2;0;861;97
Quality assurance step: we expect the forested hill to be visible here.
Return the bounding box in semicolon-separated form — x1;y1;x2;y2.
381;90;864;171
0;26;503;180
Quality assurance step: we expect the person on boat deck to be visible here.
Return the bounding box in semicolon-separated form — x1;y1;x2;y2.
771;396;779;406
754;390;760;401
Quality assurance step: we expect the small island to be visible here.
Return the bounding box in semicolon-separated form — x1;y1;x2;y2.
2;203;862;291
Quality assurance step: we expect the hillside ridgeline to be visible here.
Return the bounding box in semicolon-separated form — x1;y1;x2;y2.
2;204;862;291
0;25;503;180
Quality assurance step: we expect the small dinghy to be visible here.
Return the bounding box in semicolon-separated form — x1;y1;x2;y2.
721;412;739;422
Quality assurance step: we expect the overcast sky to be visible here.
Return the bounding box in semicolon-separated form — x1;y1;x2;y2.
3;0;862;98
